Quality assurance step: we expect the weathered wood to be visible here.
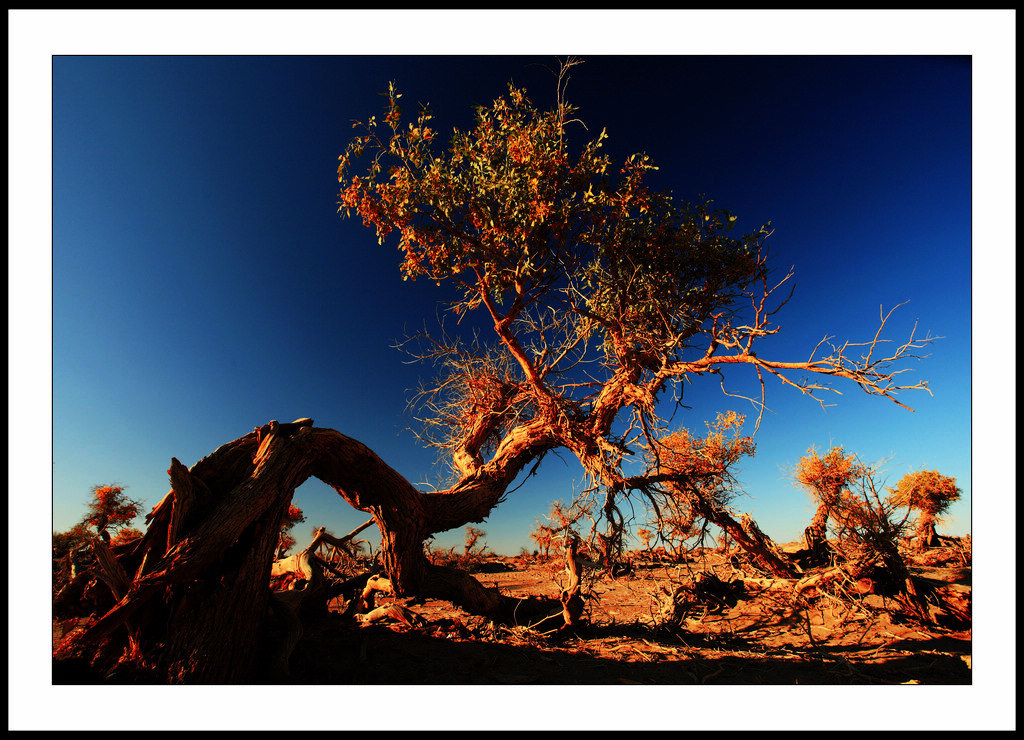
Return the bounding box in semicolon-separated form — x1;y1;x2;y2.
55;421;578;682
356;603;425;628
166;457;206;551
693;502;798;579
559;536;585;629
90;537;130;601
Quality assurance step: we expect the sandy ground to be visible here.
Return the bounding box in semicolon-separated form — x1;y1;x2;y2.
279;547;971;685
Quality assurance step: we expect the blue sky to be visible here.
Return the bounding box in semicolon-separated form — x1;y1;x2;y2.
10;9;1017;734
49;54;973;554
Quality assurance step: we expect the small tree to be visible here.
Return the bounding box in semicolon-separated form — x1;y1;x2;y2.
888;470;961;548
82;484;142;540
464;525;487;557
793;446;870;563
277;504;307;558
529;522;554;562
533;499;593;564
635;527;652;553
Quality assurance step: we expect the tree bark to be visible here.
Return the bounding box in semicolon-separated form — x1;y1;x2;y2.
694;501;798;579
917;518;940;548
56;421;315;682
55;421;566;683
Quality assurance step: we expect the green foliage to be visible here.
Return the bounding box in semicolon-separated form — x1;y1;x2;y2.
338;79;770;363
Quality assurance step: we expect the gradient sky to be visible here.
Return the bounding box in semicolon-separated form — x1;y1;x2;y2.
10;9;1017;733
48;54;975;555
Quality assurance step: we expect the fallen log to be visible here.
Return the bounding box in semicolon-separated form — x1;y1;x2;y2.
355;603;426;628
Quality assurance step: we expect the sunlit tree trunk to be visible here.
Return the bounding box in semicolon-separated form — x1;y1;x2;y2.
692;500;797;579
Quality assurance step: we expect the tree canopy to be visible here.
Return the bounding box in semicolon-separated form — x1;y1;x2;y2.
795;446;871;535
888;469;961;545
82;484;141;536
337;60;934;551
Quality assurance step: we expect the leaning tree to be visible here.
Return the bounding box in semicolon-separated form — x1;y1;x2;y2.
56;61;935;683
644;411;800;577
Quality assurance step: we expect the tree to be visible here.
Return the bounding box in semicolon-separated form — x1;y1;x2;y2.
887;469;961;547
55;61;935;683
82;484;142;539
635;527;652;552
332;59;931;597
793;446;870;563
529;521;554;562
276;504;307;558
463;525;487;556
530;499;591;564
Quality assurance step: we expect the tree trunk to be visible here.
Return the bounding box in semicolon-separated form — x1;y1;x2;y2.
55;420;565;682
56;421;319;683
917;518;940;548
696;502;798;579
809;501;829;538
801;523;834;569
